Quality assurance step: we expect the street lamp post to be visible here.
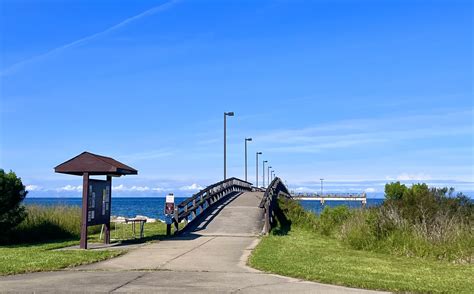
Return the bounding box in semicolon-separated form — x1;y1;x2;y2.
267;166;272;185
271;170;274;180
256;152;262;187
244;138;252;182
224;112;234;180
320;178;324;196
263;160;268;188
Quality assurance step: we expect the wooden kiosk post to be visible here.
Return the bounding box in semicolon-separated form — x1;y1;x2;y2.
55;152;138;249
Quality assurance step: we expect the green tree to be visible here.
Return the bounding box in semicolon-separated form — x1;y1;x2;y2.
384;181;407;201
0;169;28;234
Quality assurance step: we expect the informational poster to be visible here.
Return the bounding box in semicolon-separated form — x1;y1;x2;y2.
164;193;175;215
87;179;111;226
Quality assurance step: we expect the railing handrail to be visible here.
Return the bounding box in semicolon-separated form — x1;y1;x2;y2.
259;177;291;208
171;177;252;234
292;192;367;198
177;177;252;208
260;177;291;235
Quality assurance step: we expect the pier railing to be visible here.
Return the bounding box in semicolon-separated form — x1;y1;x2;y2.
173;177;252;234
292;192;367;206
291;192;366;198
260;177;292;235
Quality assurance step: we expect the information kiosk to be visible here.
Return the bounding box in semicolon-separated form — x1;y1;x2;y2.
55;152;137;249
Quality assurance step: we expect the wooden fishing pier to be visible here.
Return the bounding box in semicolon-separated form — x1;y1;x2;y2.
292;192;367;206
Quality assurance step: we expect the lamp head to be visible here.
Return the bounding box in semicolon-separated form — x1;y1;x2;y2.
225;112;234;116
257;152;262;155
264;160;268;163
246;137;252;141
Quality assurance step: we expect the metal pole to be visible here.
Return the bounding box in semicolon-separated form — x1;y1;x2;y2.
256;152;261;187
223;112;234;180
267;166;272;185
320;178;324;196
224;113;226;180
263;160;267;187
245;138;252;182
245;139;247;181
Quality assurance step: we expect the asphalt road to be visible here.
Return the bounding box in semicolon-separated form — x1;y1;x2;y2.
0;192;387;293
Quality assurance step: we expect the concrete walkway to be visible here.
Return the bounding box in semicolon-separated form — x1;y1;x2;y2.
0;192;387;293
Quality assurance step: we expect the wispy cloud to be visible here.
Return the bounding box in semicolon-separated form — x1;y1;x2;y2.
1;0;181;76
255;109;473;154
179;183;204;191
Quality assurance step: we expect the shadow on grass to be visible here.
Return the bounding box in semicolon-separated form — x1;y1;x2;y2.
1;221;78;246
271;200;292;236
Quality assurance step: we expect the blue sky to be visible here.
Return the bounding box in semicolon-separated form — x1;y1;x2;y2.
1;0;473;197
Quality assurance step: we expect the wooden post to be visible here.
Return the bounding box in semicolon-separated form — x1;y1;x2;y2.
264;201;270;235
173;206;179;233
104;175;112;244
80;172;89;249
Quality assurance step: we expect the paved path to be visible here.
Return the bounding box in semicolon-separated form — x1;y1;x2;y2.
0;192;387;293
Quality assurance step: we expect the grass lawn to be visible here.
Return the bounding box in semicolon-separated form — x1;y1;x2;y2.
92;221;180;243
0;240;123;275
0;222;177;276
249;227;474;293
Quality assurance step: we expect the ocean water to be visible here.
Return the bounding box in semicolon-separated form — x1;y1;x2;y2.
24;197;188;220
24;197;385;220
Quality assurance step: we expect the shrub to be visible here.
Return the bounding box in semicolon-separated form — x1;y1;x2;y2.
340;209;378;250
4;205;101;244
276;183;473;263
339;183;473;262
275;198;318;233
0;169;27;238
319;205;351;236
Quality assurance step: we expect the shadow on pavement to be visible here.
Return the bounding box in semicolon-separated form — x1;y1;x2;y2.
179;191;243;235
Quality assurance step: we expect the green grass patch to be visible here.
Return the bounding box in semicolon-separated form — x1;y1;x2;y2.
0;240;124;275
88;221;181;244
0;205;182;276
249;227;474;293
249;197;474;293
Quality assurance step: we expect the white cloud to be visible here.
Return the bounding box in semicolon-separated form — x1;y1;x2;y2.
25;185;42;191
56;185;82;192
113;184;126;191
364;187;376;193
130;186;150;192
396;173;432;181
112;184;166;192
179;183;204;191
